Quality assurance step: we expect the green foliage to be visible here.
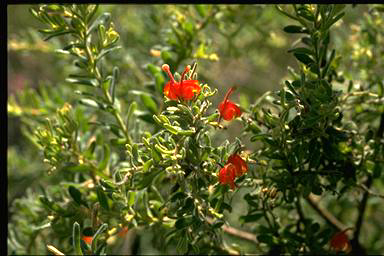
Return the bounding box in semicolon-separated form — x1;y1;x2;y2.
8;4;384;255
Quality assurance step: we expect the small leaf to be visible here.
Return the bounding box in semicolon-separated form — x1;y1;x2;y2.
96;186;110;210
73;222;83;255
288;47;313;56
257;234;273;245
69;186;87;207
62;163;93;173
240;213;264;223
91;223;108;253
294;53;314;65
98;144;110;172
326;12;345;30
136;169;163;190
140;94;158;114
175;216;194;229
143;159;153;172
41;29;77;41
283;25;309;34
79;98;106;110
146;63;161;76
66;77;99;87
87;12;111;35
96;46;122;60
126;101;138;129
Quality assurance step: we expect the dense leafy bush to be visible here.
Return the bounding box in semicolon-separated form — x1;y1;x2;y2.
8;4;384;255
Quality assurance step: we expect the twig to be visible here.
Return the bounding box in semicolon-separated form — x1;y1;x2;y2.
206;217;257;243
295;196;305;232
352;176;372;245
221;223;258;243
351;113;384;251
46;245;65;256
306;194;347;231
355;184;384;199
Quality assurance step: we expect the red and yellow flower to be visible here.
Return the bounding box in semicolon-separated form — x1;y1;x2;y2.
162;64;201;101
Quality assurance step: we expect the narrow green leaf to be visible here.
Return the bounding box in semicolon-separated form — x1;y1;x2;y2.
66;77;98;87
79;98;106;110
73;222;83;255
195;5;208;17
69;186;86;207
140;94;158;114
91;223;108;254
146;63;161;76
322;49;335;78
155;73;165;94
96;186;110;210
136;169;163;190
87;12;111;35
39;196;66;215
283;25;309;34
96;46;122;60
240;213;264;223
62;163;93;172
288;47;313;56
257;234;273;245
325;12;345;30
164;123;180;135
126;101;137;129
294;53;314;65
175;216;194;229
41;29;77;41
111;67;119;104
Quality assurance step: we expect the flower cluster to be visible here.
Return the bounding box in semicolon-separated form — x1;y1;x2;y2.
218;153;248;190
162;64;246;190
162;64;201;101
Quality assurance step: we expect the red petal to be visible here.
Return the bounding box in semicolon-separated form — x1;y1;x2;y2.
228;154;248;176
180;80;200;100
219;101;241;121
164;82;180;100
330;231;350;252
219;164;236;186
118;226;129;237
82;236;93;245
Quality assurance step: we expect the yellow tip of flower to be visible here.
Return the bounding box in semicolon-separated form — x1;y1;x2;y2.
162;64;170;72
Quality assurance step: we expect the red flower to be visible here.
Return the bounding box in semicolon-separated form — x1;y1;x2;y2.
330;229;351;253
218;153;248;190
82;235;93;245
218;163;236;190
118;226;129;238
218;87;242;121
162;64;201;101
228;153;248;176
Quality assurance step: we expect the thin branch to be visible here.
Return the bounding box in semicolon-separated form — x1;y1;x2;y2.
221;223;258;243
355;184;384;199
352;113;384;249
352;176;373;245
296;196;305;232
206;217;258;244
46;245;65;256
306;194;348;231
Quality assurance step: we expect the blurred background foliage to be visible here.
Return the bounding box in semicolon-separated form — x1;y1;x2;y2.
7;4;384;255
